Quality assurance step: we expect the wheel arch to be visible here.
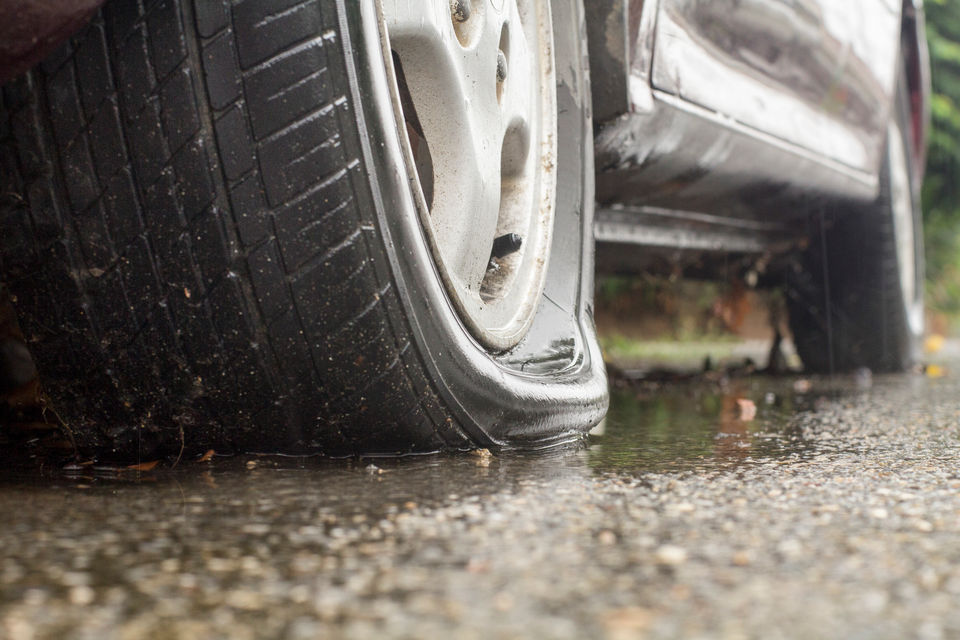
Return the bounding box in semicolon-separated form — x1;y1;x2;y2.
900;0;931;186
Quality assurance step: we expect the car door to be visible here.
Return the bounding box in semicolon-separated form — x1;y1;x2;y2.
650;0;902;177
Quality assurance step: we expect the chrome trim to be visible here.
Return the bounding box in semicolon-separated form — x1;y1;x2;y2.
595;206;799;253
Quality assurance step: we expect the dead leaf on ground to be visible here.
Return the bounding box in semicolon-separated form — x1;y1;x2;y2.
124;460;159;471
925;334;945;354
198;449;215;462
602;606;654;640
471;448;493;467
926;364;946;379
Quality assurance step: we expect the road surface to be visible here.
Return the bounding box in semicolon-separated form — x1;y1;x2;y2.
1;361;959;638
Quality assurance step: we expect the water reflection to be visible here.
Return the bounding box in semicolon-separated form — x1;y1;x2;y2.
0;374;831;524
0;369;864;500
589;378;817;473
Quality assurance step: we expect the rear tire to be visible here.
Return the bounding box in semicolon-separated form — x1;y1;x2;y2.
787;60;924;373
0;0;606;460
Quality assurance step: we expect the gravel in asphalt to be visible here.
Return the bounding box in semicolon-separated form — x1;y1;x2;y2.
1;364;960;639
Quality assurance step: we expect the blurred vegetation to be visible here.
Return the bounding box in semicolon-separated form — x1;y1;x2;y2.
924;0;960;319
600;334;738;364
596;276;745;341
596;275;725;322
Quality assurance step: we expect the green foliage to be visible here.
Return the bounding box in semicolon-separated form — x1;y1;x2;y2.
923;0;960;315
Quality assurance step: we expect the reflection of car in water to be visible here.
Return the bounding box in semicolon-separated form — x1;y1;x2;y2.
0;0;929;459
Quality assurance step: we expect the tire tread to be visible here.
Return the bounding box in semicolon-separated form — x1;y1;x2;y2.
0;0;465;458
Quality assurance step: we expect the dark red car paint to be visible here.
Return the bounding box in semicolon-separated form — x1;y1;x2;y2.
0;0;103;85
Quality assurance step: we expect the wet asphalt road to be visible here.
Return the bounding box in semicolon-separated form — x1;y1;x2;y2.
2;359;960;639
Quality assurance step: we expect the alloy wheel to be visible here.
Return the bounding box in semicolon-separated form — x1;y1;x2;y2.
380;0;558;351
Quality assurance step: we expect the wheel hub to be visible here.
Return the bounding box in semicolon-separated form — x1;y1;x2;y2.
381;0;558;351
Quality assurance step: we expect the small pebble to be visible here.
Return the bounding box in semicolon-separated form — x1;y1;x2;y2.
654;545;688;566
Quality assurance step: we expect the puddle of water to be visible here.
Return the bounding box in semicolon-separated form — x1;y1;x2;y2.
0;369;870;511
0;447;602;527
589;377;819;473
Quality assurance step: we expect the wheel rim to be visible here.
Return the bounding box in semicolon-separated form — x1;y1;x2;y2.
380;0;558;351
887;120;925;336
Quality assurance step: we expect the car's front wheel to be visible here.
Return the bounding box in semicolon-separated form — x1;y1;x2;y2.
0;0;607;459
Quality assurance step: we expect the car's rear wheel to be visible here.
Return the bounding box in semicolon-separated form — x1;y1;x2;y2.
0;0;606;459
786;60;924;373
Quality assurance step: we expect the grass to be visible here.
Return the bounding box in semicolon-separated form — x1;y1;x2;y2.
600;333;742;365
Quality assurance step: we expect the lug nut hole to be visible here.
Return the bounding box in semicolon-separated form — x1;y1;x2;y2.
450;0;470;23
496;24;510;102
451;0;483;47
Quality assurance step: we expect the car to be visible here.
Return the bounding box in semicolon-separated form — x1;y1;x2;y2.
0;0;929;460
589;0;929;376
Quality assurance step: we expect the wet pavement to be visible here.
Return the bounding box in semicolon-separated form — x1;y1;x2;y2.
2;362;960;638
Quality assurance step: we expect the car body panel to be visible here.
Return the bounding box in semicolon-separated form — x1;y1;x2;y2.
589;0;929;238
594;88;878;221
651;0;901;176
